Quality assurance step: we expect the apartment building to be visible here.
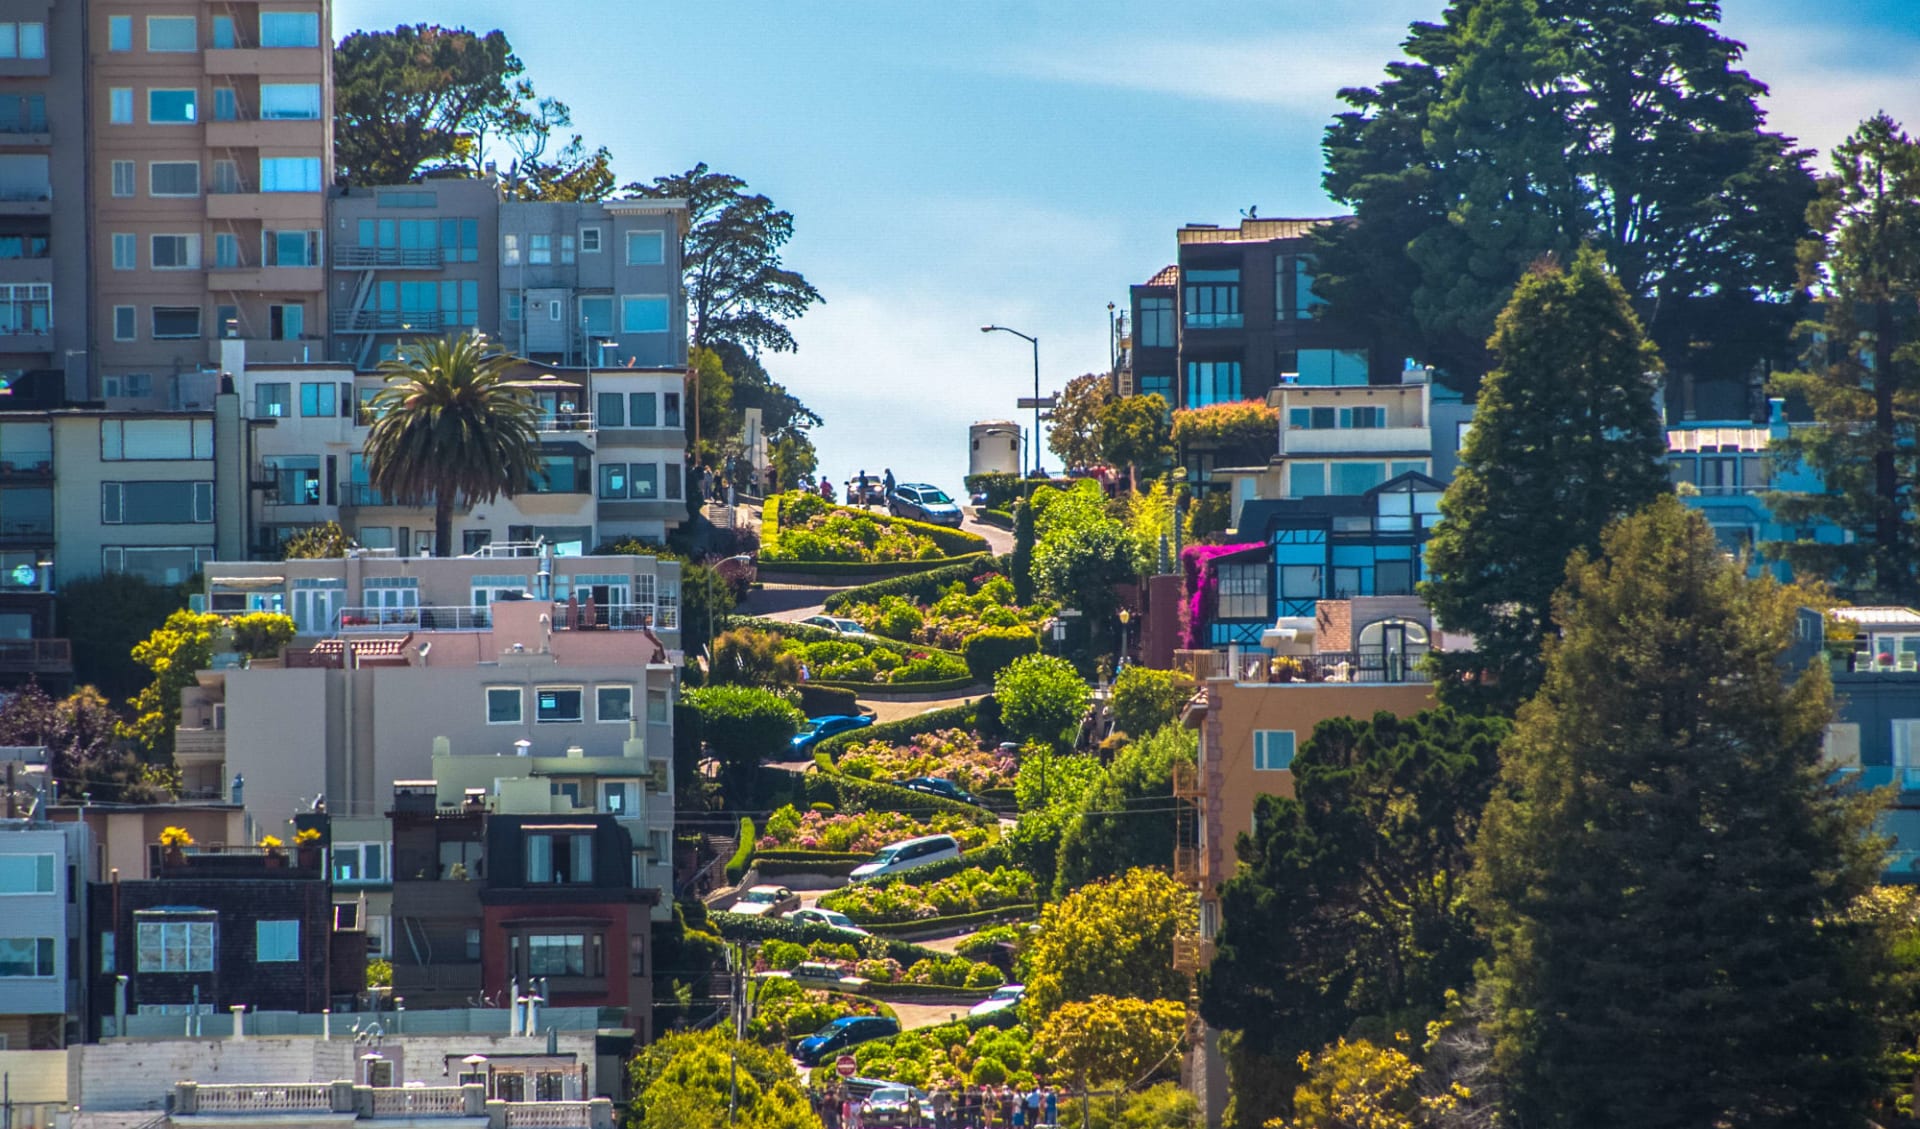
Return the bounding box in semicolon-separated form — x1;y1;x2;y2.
327;179;501;371
0;805;90;1049
0;0;84;401
496;198;688;370
89;0;333;406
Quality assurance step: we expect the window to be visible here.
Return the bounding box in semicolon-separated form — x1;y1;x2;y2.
150;234;199;270
148;89;198;125
332;840;389;881
621;295;669;334
151;307;201;339
254;382;290;418
1279;565;1323;602
599;780;638;815
526;834;594;885
260;11;320;47
109;89;132;125
1186;361;1242;407
504;234;520;265
529;234;552;264
0;22;42;59
259;83;321;120
1296;349;1369;386
1216;563;1268;619
665;462;683;501
109;15;132;51
101;481;214;525
1184;269;1241;328
113;306;136;341
105;547;214;585
597;463;629;500
626;230;664;265
561;235;575;264
265;456;319;504
1138;296;1174;347
0;854;52;894
147;17;197;51
0;283;47;335
209;158;240;195
136;919;215;971
260;157;321;192
100;933;115;973
536;687;584;723
264;229;319;267
0;938;52;977
527;934;587;976
150;162;200;198
209;87;237;123
112;233;136;271
487;687;523;725
111;160;135;197
0;94;45;134
631;463;658;500
595;393;625;429
214;232;239;269
1289;256;1327;320
211;15;234;49
1253;730;1296;771
300;382;336;417
581;296;613;337
255;920;299;963
580;227;602;253
597;685;633;723
100;418;212;460
629;392;657;427
648;687;670;724
505;293;522;323
1332;462;1386;495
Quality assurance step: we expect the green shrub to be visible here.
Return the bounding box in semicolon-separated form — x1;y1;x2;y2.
707;909;944;965
812;700;983;761
1110;666;1197;738
995;654;1093;745
964;473;1026;509
796;683;859;716
725;816;757;883
821;866;1037;923
871;597;926;641
979;509;1014;529
804;770;997;822
963;626;1041;683
823;561;991;614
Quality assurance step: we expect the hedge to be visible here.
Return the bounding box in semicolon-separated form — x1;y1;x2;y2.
725;816;758;884
755;849;870;864
812;699;985;761
754;857;863;879
718;616;966;663
964;474;1025;509
979;509;1014;529
808;675;981;696
758;554;992;581
862;904;1040;938
763;497;989;561
823;561;993;614
803;770;997;824
797;684;860;716
889;843;1017;886
962;627;1039;683
853;982;998;1003
707;910;945;965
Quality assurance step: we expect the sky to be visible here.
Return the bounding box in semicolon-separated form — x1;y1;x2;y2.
331;0;1920;493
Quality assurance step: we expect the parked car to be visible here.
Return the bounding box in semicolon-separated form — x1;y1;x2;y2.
900;776;978;806
800;614;870;636
887;483;964;527
861;1086;929;1128
790;960;849;984
970;983;1026;1019
786;907;870;936
846;475;888;506
795;1015;900;1065
850;834;962;881
791;714;874;754
730;884;800;918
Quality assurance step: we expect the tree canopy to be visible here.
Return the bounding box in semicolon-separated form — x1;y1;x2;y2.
1023;867;1192;1017
1048;374;1115;469
1056;724;1195;895
1473;495;1886;1127
1421;249;1669;712
1314;0;1816;394
993;654;1091;747
627;1029;823;1129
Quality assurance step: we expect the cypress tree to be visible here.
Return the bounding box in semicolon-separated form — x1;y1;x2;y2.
1473;495;1886;1128
1422;248;1669;713
1011;498;1036;605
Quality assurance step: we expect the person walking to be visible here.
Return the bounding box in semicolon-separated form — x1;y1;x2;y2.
1043;1087;1057;1129
882;467;896;500
858;468;869;507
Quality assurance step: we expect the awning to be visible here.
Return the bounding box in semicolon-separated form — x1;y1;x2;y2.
540;440;592;457
209;575;285;589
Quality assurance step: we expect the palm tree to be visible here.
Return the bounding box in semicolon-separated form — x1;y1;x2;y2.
364;333;541;557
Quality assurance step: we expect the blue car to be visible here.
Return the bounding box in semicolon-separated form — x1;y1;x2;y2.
791;714;873;754
795;1015;900;1065
888;484;964;527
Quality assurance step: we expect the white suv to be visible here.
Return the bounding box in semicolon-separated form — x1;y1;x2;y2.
850;834;961;881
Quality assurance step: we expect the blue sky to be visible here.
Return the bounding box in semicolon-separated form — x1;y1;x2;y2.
332;0;1920;492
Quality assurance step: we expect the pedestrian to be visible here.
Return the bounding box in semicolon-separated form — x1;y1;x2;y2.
858;468;869;507
766;463;778;496
932;1084;952;1129
907;1089;922;1128
1012;1091;1025;1129
726;476;735;509
1044;1087;1057;1129
999;1086;1015;1128
1023;1087;1041;1129
883;467;896;498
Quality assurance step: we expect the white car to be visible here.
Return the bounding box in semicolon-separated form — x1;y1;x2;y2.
850;834;961;881
970;983;1025;1019
801;614;870;636
730;884;799;917
786;907;870;936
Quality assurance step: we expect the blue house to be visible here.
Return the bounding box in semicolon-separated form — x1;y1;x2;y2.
1666;400;1846;579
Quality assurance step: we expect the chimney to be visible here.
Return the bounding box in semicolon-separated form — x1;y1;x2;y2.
230;1004;246;1041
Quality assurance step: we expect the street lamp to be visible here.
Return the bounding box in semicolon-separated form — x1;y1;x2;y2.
982;324;1044;477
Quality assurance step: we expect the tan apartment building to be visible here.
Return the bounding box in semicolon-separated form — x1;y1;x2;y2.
88;0;332;407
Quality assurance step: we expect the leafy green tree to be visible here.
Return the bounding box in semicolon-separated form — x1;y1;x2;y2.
628;1028;823;1129
1011;499;1036;605
993;654;1090;747
0;684;161;803
682;685;803;809
685;346;737;464
709;629;801;691
1096;394;1175;488
1024;868;1191;1016
364;332;541;557
57;573;188;704
1422;249;1669;712
1056;725;1195;894
1767;113;1920;601
1473;495;1886;1128
1049;373;1115;470
123;611;289;761
1109;667;1195;739
332;25;530;185
1315;0;1815;393
1032;996;1187;1088
281;521;354;559
707;342;822;487
637;164;823;355
1200;708;1507;1109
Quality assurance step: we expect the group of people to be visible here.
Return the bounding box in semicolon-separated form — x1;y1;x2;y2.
695;453;780;506
812;1081;1061;1129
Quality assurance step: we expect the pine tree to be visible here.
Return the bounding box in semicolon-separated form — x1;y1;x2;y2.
1422;248;1668;713
1473;495;1886;1128
1767;113;1920;601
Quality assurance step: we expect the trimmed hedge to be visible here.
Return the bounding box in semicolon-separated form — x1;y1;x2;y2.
823;561;992;614
718;616;966;663
890;843;1017;886
763;496;989;562
979;509;1014;529
863;904;1040;938
797;684;860;716
964;474;1025;509
707;910;944;965
755;857;862;879
813;699;985;761
854;982;997;1003
755;849;869;864
725;816;757;884
809;675;981;696
759;554;991;580
803;769;997;824
962;627;1039;683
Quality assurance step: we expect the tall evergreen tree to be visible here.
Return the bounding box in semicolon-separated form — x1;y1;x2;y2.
1767;113;1920;601
1422;248;1668;712
1473;495;1887;1128
1316;0;1815;395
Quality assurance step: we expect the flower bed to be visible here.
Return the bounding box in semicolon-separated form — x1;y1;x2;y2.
781;636;969;684
755;804;995;855
820;866;1037;924
757;940;1003;990
746;976;895;1044
850;1019;1038;1089
762;492;988;564
834;728;1018;793
834;573;1056;651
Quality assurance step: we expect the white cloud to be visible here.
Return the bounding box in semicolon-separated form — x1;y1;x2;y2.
1729;20;1920;156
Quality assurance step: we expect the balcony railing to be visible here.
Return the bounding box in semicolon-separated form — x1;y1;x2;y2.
1173;649;1229;681
191;1084;332;1113
330;602;671;635
0;456;52;477
174;726;227;763
1172;934;1215;974
1171;760;1200;799
1172;845;1199;885
536;412;594;433
332;309;443;333
0;519;51;541
338;605;487;632
0;639;69;673
334;246;445;269
503;1102;608;1128
1249;648;1432;685
338;482;391;507
370;1087;469;1116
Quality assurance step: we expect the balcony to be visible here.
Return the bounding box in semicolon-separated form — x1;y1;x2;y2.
204;47;328;78
1171;760;1201;799
0;124;49;149
1173;845;1199;885
334;246;445;269
339;605;487;632
0;187;50;216
206;264;323;293
206;192;324;223
174;726;226;766
333;309;443;333
0;639;68;675
1172;934;1215;974
206;118;326;151
1173;649;1229;682
0;455;51;480
338;482;392;508
1280;427;1431;457
0;518;53;545
1251;648;1432;684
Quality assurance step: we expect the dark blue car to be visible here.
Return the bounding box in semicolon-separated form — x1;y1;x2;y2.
795;1015;900;1065
791;714;873;755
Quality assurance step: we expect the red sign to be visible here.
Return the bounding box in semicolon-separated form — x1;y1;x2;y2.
835;1055;858;1078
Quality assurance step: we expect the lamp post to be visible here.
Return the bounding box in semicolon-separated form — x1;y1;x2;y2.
982;324;1043;477
1117;607;1131;670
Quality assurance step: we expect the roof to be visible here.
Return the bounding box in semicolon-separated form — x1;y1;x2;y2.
1833;606;1920;627
309;635;413;658
1176;217;1347;245
1143;264;1180;287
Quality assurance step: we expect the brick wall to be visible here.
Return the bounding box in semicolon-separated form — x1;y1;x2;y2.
1316;600;1352;652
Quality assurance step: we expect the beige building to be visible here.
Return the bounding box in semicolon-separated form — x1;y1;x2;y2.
89;0;333;406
